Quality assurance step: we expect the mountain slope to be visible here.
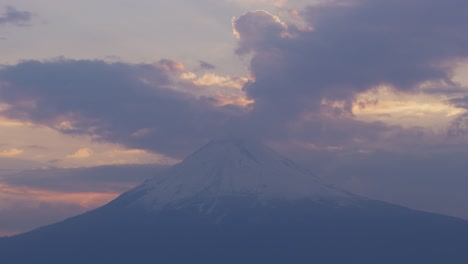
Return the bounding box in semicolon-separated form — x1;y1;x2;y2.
1;139;468;264
114;139;355;211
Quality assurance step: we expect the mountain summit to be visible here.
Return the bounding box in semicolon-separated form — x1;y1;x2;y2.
2;139;468;264
117;139;353;211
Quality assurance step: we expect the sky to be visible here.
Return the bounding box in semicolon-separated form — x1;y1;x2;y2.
1;0;468;236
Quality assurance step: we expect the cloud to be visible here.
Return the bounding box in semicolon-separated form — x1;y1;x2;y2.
226;0;468;147
0;158;42;173
0;175;130;236
233;10;288;55
0;59;243;158
67;148;93;159
1;0;467;160
156;59;185;73
227;3;468;225
446;96;468;136
1;1;467;158
0;6;32;27
0;118;177;169
0;148;23;158
180;72;197;80
0;1;467;161
450;96;468;109
234;1;468;116
1;164;167;193
225;0;307;9
193;73;248;90
0;164;167;235
199;61;216;70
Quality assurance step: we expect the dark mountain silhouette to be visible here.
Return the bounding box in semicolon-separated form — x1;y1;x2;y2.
1;139;468;263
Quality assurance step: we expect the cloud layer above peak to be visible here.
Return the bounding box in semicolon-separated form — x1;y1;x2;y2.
233;0;468;114
1;0;468;160
0;59;246;157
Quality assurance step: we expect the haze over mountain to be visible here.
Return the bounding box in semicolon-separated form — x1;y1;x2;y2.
1;139;468;264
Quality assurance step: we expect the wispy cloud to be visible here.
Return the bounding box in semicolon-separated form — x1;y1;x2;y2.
199;61;216;70
0;6;32;27
66;148;93;159
0;148;23;158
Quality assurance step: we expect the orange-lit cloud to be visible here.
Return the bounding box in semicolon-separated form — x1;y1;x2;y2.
102;148;180;166
180;72;197;80
0;148;23;158
66;148;94;159
177;71;253;107
0;181;124;236
0;118;31;127
213;95;254;107
352;86;466;129
0;104;33;128
155;59;185;73
0;182;120;210
0;120;179;170
193;73;248;90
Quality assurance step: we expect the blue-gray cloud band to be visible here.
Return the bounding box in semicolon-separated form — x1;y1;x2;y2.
0;6;32;26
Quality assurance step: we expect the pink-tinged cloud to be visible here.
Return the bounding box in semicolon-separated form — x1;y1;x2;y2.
0;182;121;236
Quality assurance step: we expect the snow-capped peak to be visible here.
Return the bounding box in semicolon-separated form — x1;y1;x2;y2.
120;139;353;210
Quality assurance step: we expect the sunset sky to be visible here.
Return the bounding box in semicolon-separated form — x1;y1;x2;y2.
1;0;468;236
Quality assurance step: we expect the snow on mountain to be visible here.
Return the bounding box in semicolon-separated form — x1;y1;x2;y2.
118;139;355;211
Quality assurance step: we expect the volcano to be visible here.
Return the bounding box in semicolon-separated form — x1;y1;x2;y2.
1;139;468;264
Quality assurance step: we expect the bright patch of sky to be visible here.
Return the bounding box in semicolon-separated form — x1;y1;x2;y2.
0;116;178;172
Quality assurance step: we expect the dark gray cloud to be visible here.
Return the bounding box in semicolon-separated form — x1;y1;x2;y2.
420;86;468;95
0;6;32;26
199;61;216;70
234;0;468;122
0;0;466;157
447;97;468;136
450;96;468;109
1;0;466;159
0;0;468;157
0;59;243;158
223;0;468;151
447;113;468;137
